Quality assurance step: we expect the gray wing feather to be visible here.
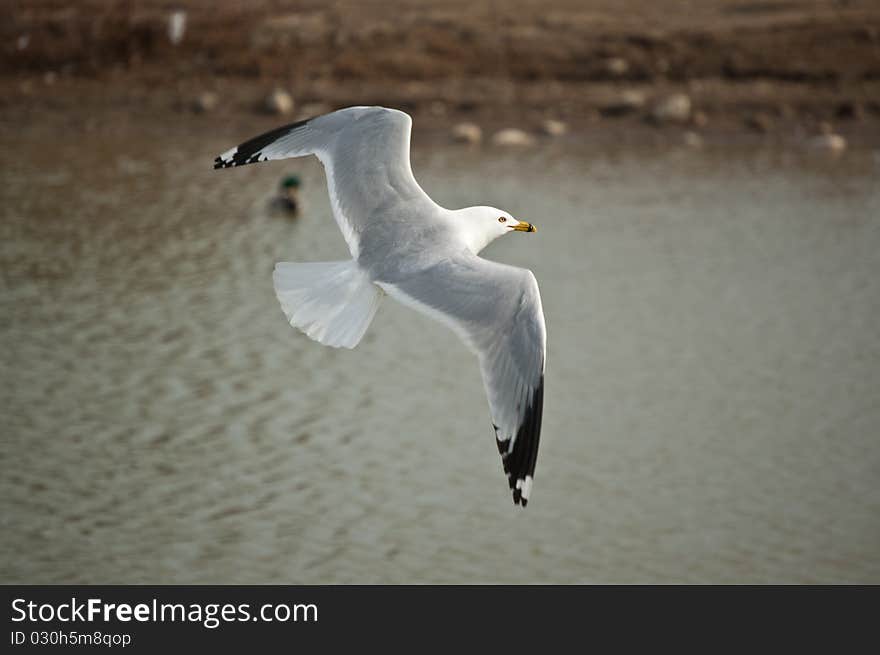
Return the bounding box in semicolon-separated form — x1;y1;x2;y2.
214;106;434;257
382;254;547;505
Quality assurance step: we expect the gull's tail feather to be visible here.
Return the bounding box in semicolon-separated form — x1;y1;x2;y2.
273;260;382;349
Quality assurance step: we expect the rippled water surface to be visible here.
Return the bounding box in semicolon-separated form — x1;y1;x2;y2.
2;131;878;583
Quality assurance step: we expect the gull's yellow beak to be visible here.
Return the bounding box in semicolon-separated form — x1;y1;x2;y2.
511;221;537;233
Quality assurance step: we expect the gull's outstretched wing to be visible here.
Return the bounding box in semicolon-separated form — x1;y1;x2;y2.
214;106;434;258
381;254;547;506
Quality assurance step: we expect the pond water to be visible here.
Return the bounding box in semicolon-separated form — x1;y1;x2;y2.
1;131;878;583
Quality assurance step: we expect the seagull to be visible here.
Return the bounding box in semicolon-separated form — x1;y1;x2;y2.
214;106;546;506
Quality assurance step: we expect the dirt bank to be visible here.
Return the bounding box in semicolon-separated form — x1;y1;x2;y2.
2;1;879;144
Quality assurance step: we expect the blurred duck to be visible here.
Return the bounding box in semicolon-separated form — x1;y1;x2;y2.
269;174;301;218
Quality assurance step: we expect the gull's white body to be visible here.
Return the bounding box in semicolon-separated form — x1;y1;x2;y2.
215;106;546;506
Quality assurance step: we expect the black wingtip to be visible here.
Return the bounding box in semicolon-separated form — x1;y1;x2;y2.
213;117;313;171
501;374;544;508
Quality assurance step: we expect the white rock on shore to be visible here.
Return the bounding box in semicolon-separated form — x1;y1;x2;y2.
809;133;847;153
193;91;218;113
264;89;294;116
651;93;692;123
541;119;568;136
603;57;630;77
167;10;187;45
451;122;483;144
491;128;535;147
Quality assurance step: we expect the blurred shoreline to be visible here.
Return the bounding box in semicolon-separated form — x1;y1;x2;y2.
2;1;880;147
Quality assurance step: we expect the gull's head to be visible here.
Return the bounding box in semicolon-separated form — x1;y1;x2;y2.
458;206;536;253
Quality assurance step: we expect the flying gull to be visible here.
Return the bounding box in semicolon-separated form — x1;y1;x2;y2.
214;106;546;506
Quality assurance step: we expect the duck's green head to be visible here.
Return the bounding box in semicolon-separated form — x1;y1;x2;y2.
281;175;301;189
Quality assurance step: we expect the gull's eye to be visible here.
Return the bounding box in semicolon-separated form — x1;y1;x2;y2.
498;217;507;223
